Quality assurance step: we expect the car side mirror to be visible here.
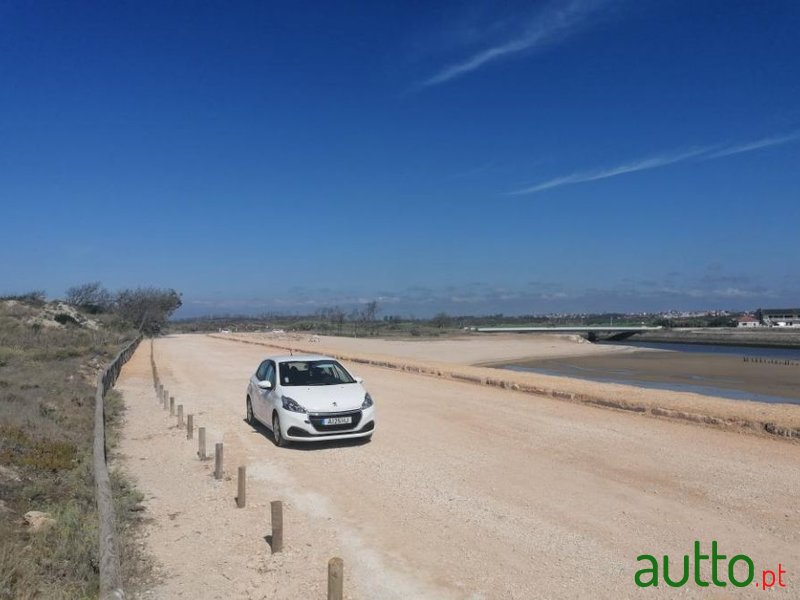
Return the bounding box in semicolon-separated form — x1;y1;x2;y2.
257;380;272;390
354;377;364;384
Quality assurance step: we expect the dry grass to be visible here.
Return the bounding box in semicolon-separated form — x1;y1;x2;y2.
0;300;146;599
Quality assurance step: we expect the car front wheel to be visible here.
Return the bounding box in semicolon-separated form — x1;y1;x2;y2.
246;397;255;425
272;413;288;448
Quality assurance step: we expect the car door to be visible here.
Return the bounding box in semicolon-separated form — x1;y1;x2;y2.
251;360;269;423
255;361;277;427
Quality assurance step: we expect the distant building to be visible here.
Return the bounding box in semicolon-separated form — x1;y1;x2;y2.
737;315;761;328
761;309;800;327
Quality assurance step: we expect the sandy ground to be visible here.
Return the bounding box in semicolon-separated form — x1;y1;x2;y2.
236;332;636;364
116;334;800;599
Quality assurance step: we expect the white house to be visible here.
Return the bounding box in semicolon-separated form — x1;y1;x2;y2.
737;315;761;328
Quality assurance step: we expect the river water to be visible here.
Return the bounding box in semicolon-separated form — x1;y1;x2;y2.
599;340;800;360
501;341;800;405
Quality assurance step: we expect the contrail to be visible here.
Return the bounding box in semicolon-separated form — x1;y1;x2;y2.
421;0;609;88
509;147;713;195
509;130;800;195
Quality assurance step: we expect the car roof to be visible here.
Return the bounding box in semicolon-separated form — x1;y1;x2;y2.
265;354;338;363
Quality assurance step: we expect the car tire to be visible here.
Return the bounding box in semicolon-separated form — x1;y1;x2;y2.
246;397;255;426
272;413;288;448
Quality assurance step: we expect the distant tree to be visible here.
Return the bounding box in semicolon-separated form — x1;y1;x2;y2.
0;290;46;306
707;315;736;328
363;300;380;323
361;300;380;335
65;281;113;313
115;287;182;335
330;306;346;334
348;308;361;337
316;306;346;334
431;312;451;329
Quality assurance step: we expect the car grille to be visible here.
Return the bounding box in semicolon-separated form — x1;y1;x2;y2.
308;409;362;432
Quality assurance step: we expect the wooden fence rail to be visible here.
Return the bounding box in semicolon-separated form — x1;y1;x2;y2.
94;334;142;600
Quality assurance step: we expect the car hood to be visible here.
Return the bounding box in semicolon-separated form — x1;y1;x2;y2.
281;384;366;413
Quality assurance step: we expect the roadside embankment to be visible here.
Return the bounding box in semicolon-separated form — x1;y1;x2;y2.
210;333;800;441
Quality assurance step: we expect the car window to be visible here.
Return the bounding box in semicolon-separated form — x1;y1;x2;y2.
264;362;276;387
279;360;355;386
256;360;269;381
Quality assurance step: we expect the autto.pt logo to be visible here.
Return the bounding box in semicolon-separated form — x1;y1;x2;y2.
635;541;787;590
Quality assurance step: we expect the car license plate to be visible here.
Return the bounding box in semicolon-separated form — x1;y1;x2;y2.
323;416;352;425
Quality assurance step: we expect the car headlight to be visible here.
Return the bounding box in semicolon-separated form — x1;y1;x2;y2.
281;395;307;413
361;393;373;409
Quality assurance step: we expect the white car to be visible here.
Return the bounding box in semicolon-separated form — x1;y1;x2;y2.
245;354;375;446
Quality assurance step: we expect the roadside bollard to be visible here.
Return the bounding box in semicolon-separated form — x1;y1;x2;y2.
169;396;175;416
214;443;223;479
328;557;343;600
198;427;206;460
186;414;193;439
177;404;184;428
271;501;283;553
237;466;246;508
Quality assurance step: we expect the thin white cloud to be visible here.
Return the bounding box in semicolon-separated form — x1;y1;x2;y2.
510;129;800;196
703;130;800;159
509;146;713;195
421;0;608;88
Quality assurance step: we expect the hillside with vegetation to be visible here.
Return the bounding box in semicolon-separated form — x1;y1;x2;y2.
0;287;178;599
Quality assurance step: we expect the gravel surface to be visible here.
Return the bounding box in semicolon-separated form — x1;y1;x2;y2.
117;334;799;599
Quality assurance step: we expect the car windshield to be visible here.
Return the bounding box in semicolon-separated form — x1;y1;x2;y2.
279;360;356;386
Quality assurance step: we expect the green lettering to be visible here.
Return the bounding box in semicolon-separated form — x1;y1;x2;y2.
728;554;754;587
635;555;659;587
711;540;727;587
663;554;689;587
693;540;710;587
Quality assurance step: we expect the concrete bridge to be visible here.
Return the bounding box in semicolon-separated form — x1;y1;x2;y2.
471;325;663;342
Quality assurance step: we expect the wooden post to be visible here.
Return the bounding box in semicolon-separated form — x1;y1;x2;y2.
186;414;193;439
169;396;175;416
214;443;223;479
198;427;206;460
328;557;344;600
177;404;184;428
270;501;283;553
237;466;246;508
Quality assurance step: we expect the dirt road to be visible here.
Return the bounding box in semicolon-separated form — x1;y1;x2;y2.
117;335;799;599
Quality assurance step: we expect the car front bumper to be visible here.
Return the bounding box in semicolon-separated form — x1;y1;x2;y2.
279;406;375;442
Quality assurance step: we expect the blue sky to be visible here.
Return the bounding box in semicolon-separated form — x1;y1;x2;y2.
1;0;799;317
